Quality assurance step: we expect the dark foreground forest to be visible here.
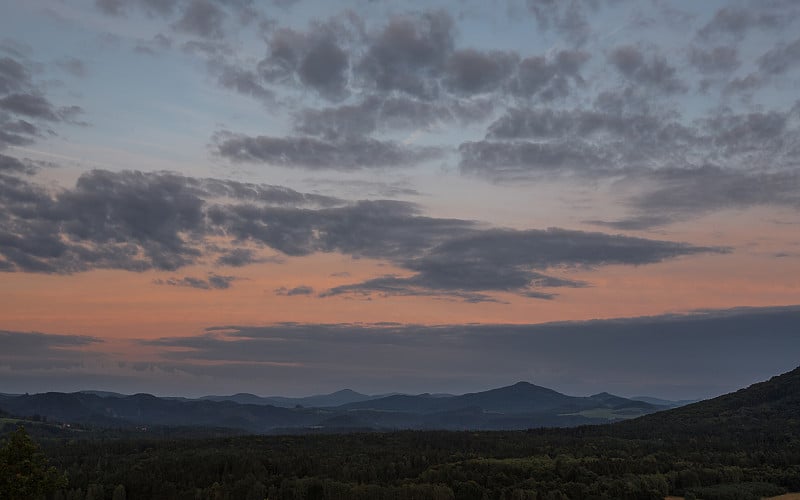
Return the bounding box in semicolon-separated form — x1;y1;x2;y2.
2;366;799;500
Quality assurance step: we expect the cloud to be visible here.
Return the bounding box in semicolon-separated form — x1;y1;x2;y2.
295;38;349;101
95;0;180;18
623;167;800;227
173;0;227;39
206;198;473;259
462;92;800;184
0;93;61;121
257;15;359;101
0;150;722;301
0;153;35;174
687;45;740;74
443;49;518;95
702;109;792;157
356;10;454;100
320;227;721;301
0;168;341;273
525;0;594;46
275;285;313;296
215;248;281;267
697;5;788;40
0;329;103;371
0;57;31;94
141;305;800;398
0;55;84;149
154;272;237;290
293;95;492;140
508;49;590;100
213;131;442;170
758;37;800;75
459;139;613;180
212;62;273;102
608;45;687;94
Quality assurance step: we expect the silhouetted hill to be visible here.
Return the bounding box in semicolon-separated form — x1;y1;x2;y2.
338;381;658;416
629;395;698;407
0;381;662;433
613;365;800;441
0;392;322;433
200;389;379;408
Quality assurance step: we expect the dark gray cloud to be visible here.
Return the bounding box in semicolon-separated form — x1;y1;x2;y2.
583;215;675;231
206;199;473;259
0;329;101;355
687;45;740;74
0;168;341;273
94;0;126;16
697;5;787;40
215;248;281;267
629;167;800;225
292;99;379;140
723;72;765;96
0;136;723;301
257;14;359;101
208;10;594;172
141;305;800;398
486;105;695;152
525;0;592;46
96;0;180;17
154;272;237;290
296;39;349;101
213;131;442;170
321;276;507;303
0;154;33;174
293;95;492;141
0;55;84;149
50;169;711;301
459;139;613;180
209;8;589;119
275;285;314;296
508;49;590;100
356;10;453;100
213;62;273;102
463;95;692;180
0;93;60;121
0;329;103;372
443;49;518;95
573;103;799;228
701;109;792;157
319;227;720;301
463;93;799;184
0;56;31;94
0;120;40;148
173;0;227;39
758;37;800;75
589;165;800;229
609;45;687;94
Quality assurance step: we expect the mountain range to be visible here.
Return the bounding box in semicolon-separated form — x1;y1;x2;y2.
0;382;667;433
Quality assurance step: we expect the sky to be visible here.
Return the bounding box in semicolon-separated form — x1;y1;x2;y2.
1;0;799;400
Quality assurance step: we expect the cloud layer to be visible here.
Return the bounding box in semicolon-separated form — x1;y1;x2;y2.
0;165;721;300
5;306;798;398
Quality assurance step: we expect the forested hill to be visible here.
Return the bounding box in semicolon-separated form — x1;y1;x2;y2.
4;367;799;500
0;382;662;433
610;365;800;441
